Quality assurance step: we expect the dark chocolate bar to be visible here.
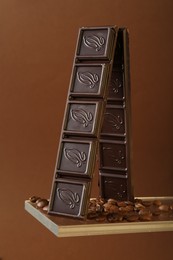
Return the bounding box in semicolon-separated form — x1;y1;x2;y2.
49;26;133;218
99;28;133;201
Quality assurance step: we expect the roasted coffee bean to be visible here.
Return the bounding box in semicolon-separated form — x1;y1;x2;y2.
36;199;49;208
87;212;100;219
117;201;127;207
125;201;134;206
42;205;49;211
96;204;104;213
29;196;40;203
138;208;151;215
139;213;152;221
126;213;139;222
153;200;162;206
134;198;142;203
125;205;134;212
107;213;120;223
170;204;173;211
142;200;152;207
104;203;119;213
107;198;117;205
119;206;128;213
96;216;106;222
36;198;43;204
158;204;169;212
88;205;97;213
134;202;145;210
152;210;161;216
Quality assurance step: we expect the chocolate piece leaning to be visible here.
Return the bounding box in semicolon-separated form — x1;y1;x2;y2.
63;101;104;136
99;28;133;201
76;27;116;60
69;64;110;98
48;25;118;218
56;139;97;178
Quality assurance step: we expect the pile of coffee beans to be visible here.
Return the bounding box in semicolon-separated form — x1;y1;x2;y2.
87;197;173;223
29;195;173;223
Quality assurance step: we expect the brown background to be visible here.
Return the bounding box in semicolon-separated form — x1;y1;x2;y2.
0;0;173;259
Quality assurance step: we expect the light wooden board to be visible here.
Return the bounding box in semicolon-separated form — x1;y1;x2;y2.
25;197;173;237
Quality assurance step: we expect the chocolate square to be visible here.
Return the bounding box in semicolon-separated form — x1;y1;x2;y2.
101;105;125;136
49;178;90;217
64;101;101;136
76;27;115;60
99;173;128;200
70;64;106;96
57;139;96;177
100;141;127;170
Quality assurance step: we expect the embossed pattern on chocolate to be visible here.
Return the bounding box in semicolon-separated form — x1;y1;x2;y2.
83;34;105;52
70;64;108;97
70;108;93;127
108;70;124;100
100;142;127;170
77;29;108;57
58;141;90;174
101;106;125;136
64;102;101;135
77;71;99;89
57;188;80;209
64;148;87;168
100;175;128;201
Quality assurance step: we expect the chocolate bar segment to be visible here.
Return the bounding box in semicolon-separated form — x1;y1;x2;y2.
56;139;97;178
101;105;125;137
99;173;130;201
99;140;127;170
69;64;109;97
63;101;103;136
99;28;133;201
49;178;91;218
76;27;116;60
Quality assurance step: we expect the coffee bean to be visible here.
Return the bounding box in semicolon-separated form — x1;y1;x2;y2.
36;199;49;208
117;201;127;207
138;208;151;215
96;216;106;222
126;214;139;222
142;201;152;207
107;213;122;222
87;212;100;219
134;202;145;210
29;196;40;203
125;201;134;206
170;204;173;211
107;198;117;205
42;205;49;211
104;204;119;213
139;213;152;221
153;200;162;206
158;204;169;212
